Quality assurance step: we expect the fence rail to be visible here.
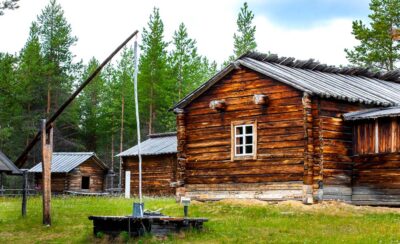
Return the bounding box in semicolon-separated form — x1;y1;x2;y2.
0;187;123;197
0;188;38;197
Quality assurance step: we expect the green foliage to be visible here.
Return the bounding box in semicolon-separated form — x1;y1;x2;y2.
0;53;21;157
95;231;104;239
224;2;257;65
345;0;400;71
0;0;19;16
0;3;218;170
139;7;171;134
119;231;130;242
233;2;257;57
35;0;82;151
77;57;105;152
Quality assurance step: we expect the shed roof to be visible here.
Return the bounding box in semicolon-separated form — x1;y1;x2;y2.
117;132;177;157
343;107;400;121
173;52;400;110
0;150;21;175
29;152;108;173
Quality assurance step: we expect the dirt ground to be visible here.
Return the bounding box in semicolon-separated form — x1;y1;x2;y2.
193;199;400;215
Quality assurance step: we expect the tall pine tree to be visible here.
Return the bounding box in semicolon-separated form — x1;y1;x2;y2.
35;0;82;151
169;23;204;101
17;22;47;152
77;58;105;152
225;2;257;64
139;7;170;134
233;2;257;57
345;0;400;71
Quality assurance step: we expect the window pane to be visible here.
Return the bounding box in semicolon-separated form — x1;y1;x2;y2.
245;145;253;154
236;126;243;135
236;146;243;155
245;136;253;144
236;137;243;145
245;125;253;134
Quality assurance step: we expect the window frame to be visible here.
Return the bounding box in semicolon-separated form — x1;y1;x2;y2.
231;120;257;161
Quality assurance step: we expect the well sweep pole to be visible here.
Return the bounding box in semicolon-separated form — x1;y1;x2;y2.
133;37;142;203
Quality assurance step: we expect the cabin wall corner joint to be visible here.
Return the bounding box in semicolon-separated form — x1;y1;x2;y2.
175;109;187;195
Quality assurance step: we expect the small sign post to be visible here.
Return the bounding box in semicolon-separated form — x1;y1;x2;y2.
125;171;131;199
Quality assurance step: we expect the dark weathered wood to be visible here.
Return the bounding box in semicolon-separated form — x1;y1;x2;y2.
41;120;53;226
88;215;208;237
21;169;28;217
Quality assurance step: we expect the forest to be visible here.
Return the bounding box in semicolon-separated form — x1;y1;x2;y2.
1;0;400;172
0;0;258;172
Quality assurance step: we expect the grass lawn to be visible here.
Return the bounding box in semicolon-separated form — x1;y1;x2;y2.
1;196;400;243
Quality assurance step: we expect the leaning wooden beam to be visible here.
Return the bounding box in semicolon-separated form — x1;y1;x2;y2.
15;30;139;167
41;119;53;226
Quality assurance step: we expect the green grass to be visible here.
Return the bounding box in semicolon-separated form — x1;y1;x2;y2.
1;196;400;243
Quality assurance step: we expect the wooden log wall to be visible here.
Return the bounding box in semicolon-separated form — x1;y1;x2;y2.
353;153;400;206
182;68;305;201
316;99;370;201
123;154;177;196
35;173;67;193
68;158;106;192
354;118;400;155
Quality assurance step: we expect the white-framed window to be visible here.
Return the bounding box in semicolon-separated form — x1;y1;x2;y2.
234;124;255;156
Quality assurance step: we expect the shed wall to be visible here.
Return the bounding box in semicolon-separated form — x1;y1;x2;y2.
123;154;177;196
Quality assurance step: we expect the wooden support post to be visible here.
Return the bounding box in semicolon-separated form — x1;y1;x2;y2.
374;120;379;154
174;108;187;199
302;92;314;204
41;119;53;226
22;169;28;217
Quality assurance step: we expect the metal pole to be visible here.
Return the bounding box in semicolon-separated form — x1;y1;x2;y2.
133;37;142;203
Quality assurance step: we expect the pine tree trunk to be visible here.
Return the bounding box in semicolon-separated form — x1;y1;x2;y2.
46;84;51;115
119;95;124;186
149;85;154;135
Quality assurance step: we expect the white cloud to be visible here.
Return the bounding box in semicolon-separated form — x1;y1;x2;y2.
0;0;358;66
255;16;358;65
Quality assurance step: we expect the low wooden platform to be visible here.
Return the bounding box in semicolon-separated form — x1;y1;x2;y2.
88;215;208;237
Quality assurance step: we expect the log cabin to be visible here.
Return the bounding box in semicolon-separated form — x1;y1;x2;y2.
29;152;109;194
172;52;400;205
118;132;177;196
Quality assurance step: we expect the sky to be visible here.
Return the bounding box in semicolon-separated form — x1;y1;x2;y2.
0;0;371;66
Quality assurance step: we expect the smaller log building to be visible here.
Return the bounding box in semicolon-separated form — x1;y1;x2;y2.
118;132;177;196
29;152;108;194
344;107;400;205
